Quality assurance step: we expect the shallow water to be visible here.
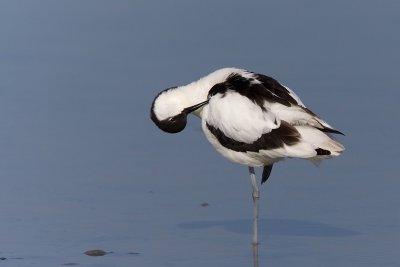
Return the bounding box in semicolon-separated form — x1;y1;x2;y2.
0;1;399;266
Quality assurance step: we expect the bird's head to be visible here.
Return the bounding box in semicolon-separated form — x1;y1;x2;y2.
150;87;209;133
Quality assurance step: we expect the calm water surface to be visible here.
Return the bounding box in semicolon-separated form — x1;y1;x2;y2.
0;1;399;266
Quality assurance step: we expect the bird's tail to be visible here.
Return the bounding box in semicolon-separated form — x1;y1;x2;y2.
294;126;345;163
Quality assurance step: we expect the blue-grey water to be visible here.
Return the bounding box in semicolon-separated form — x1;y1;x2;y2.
1;1;399;266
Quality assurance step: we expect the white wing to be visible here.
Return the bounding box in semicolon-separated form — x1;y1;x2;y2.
206;92;280;143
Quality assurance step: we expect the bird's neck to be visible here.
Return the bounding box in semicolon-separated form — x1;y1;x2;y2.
175;68;242;117
171;83;208;117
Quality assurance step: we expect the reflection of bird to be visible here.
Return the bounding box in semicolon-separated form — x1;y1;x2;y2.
150;68;344;246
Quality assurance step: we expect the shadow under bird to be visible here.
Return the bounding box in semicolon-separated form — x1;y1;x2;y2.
150;68;344;249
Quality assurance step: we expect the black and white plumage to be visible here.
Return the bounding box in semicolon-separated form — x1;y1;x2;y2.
151;68;344;179
150;68;344;247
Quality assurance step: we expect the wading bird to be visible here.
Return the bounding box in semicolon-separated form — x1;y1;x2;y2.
150;68;344;248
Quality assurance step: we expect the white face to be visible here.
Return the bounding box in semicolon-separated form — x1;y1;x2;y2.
152;89;184;121
150;86;209;134
150;87;192;134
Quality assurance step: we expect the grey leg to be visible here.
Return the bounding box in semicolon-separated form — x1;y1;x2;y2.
248;166;260;267
248;166;260;245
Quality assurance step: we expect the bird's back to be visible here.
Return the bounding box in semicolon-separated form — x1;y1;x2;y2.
200;69;344;167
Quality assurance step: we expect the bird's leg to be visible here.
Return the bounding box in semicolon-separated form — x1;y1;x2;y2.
248;166;260;267
249;166;260;245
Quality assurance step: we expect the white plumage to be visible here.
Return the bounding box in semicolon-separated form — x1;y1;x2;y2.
150;67;345;247
151;67;344;170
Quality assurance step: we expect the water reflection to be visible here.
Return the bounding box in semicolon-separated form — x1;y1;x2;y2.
178;218;360;237
179;218;360;266
252;242;259;267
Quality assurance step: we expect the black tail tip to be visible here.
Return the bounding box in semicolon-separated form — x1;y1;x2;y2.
322;128;345;136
